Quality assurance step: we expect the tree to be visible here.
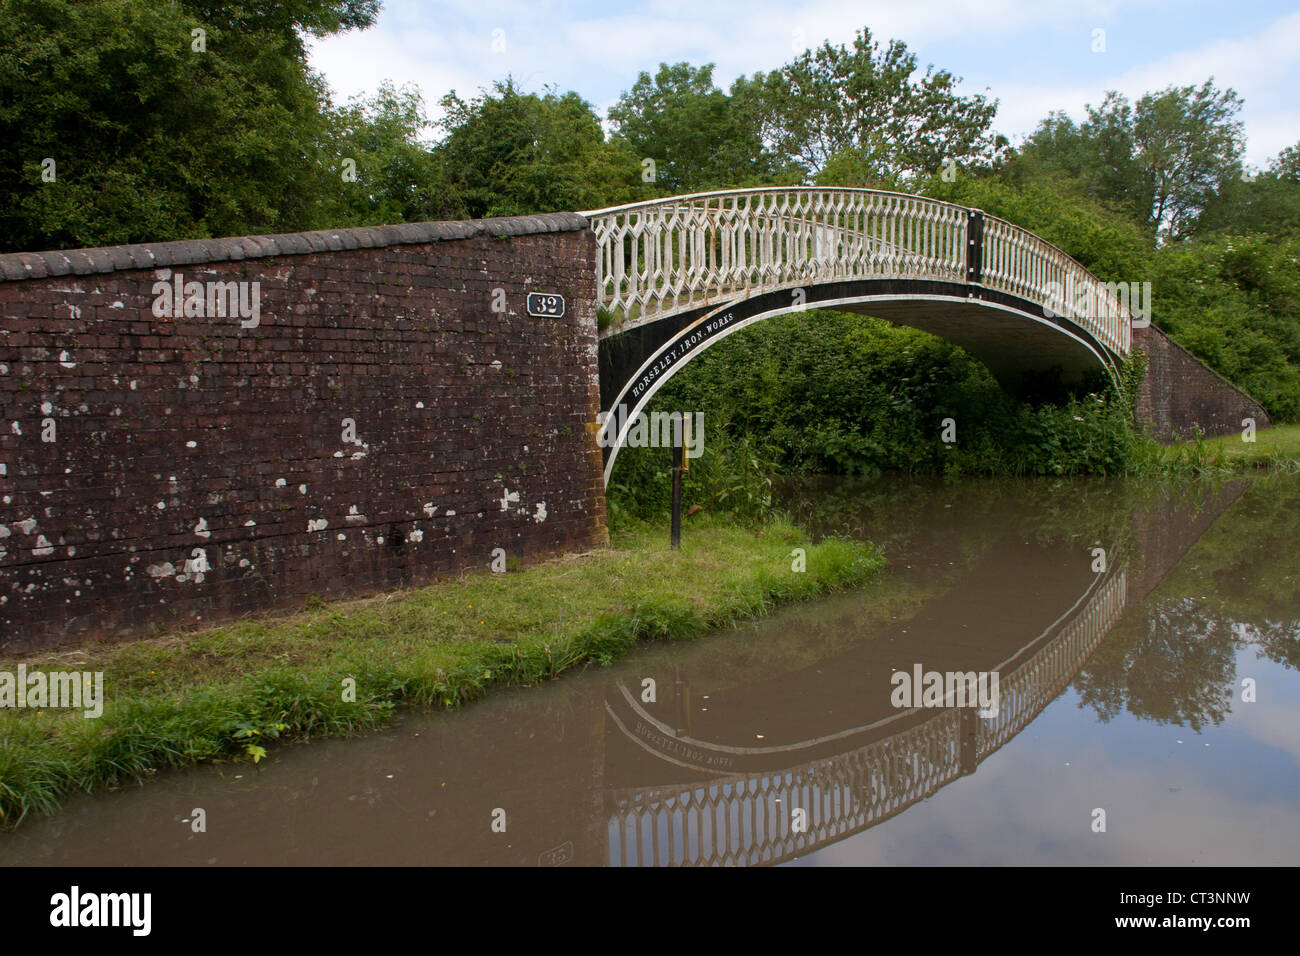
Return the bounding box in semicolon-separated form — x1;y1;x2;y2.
607;62;780;193
1015;101;1149;225
182;0;379;55
1274;142;1300;182
1015;80;1245;239
328;82;458;226
0;0;378;252
1194;141;1300;240
923;174;1154;283
731;27;999;184
1134;80;1245;238
434;80;639;219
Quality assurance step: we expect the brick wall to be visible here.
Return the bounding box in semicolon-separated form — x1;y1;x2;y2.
1133;324;1271;442
0;215;608;652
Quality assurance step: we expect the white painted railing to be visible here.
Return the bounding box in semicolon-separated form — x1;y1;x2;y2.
981;214;1131;357
582;187;1130;358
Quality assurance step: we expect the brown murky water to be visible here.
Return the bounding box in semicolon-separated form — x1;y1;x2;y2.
2;474;1297;866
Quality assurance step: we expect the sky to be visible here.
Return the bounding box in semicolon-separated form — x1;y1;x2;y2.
307;0;1300;168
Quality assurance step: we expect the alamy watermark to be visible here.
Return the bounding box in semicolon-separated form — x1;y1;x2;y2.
1042;276;1151;328
890;664;1000;718
50;886;150;935
152;271;261;328
596;406;704;458
0;665;103;718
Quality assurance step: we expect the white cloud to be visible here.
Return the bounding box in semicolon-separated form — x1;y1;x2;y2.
307;1;1296;161
987;10;1300;162
1233;696;1300;763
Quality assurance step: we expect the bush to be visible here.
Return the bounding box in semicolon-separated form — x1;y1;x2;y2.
1149;235;1300;422
605;310;1146;519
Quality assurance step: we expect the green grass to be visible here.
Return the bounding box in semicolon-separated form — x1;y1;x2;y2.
0;516;883;828
1131;423;1300;476
1200;422;1300;461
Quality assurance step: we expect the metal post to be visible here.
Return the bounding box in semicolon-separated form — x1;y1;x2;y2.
670;433;683;550
965;209;985;284
959;706;978;776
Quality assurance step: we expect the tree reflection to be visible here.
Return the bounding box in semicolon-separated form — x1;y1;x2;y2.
1245;619;1300;670
1074;596;1240;731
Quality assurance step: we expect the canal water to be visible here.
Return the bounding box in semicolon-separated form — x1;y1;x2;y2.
1;474;1297;866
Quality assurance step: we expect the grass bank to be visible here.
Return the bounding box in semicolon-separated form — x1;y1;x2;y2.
0;516;883;827
1132;423;1300;476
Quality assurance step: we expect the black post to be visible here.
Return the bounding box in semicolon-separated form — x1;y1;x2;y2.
959;706;978;776
670;435;683;550
966;209;985;284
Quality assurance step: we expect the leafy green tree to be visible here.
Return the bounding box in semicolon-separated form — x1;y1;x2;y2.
1195;141;1300;239
731;27;999;183
0;0;377;252
607;62;782;194
1014;106;1145;222
183;0;379;52
327;81;458;226
923;174;1154;282
435;80;639;219
1015;80;1245;239
1135;81;1245;238
1273;143;1300;181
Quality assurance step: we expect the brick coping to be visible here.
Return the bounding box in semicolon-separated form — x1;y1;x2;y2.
0;212;591;283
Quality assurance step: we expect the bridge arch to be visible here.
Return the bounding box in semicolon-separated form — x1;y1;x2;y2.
583;187;1135;485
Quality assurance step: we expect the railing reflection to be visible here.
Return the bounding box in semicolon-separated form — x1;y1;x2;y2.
606;568;1127;866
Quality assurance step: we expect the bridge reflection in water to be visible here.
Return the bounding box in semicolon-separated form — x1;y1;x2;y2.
605;568;1127;866
0;480;1252;868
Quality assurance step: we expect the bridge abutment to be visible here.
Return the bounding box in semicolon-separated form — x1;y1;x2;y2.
1133;324;1271;442
0;215;608;650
